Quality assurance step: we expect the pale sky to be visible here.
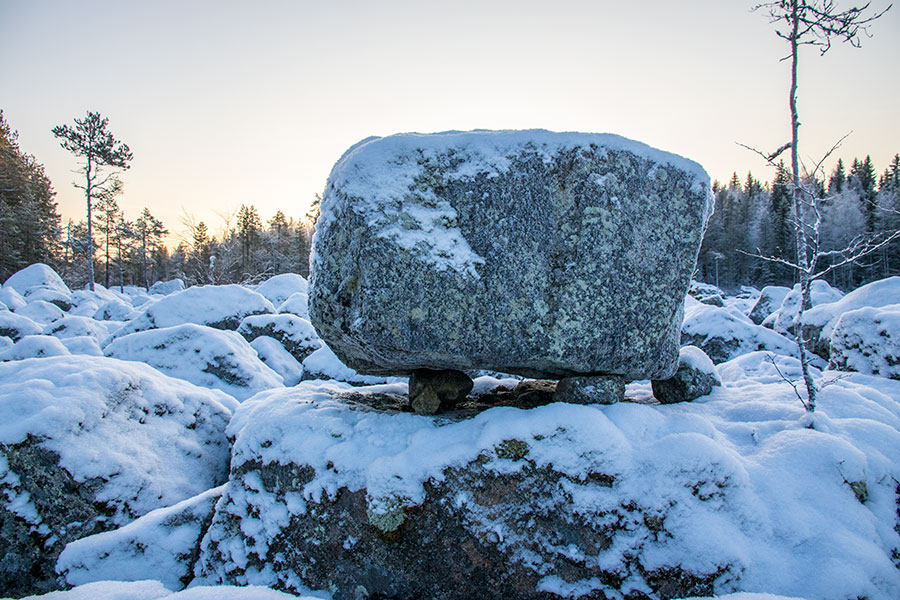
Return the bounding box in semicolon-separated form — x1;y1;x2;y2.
2;0;898;246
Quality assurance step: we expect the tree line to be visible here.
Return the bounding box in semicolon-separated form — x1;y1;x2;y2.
697;155;900;291
1;110;317;289
3;108;898;292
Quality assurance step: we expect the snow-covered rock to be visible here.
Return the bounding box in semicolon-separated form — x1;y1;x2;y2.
651;345;721;403
276;292;309;319
250;337;304;386
24;287;72;311
3;263;70;297
748;285;790;325
0;337;11;351
59;335;104;357
104;285;275;345
828;305;900;379
767;280;843;336
801;276;900;359
44;315;116;342
104;324;283;401
0;356;237;596
0;335;70;361
255;273;308;307
0;310;43;341
58;486;225;591
0;286;27;311
14;299;65;325
236;314;322;363
194;373;900;600
148;279;185;296
94;299;139;321
311;130;713;381
681;299;798;364
688;280;725;302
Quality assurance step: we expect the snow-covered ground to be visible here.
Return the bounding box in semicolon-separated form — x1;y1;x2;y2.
1;264;899;600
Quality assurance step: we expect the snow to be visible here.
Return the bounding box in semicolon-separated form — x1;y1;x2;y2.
44;315;115;341
255;273;308;307
0;335;70;361
1;581;318;600
318;130;712;279
104;324;284;401
59;486;225;590
0;355;238;524
276;291;309;319
222;361;900;599
60;335;104;357
104;285;276;345
678;344;717;374
770;280;843;336
250;336;304;386
14;300;65;325
301;345;404;385
2;263;70;297
94;299;140;321
802;276;900;342
828;305;900;379
148;279;185;296
0;286;27;311
0;310;42;340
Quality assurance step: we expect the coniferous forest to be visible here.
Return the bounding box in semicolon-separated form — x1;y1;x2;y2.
3;109;899;292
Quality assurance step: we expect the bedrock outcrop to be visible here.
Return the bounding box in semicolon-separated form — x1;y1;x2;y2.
309;130;713;380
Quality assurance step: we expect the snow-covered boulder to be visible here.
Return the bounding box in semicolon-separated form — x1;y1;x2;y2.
104;285;275;345
0;311;42;341
0;286;27;311
681;299;797;364
44;315;116;342
94;298;139;321
2;263;70;298
236;314;322;363
276;291;309;319
14;299;65;325
310;130;713;381
0;337;11;351
801;276;900;359
688;280;725;302
651;345;722;404
250;337;304;386
748;285;790;325
58;486;225;591
59;335;104;357
0;356;237;596
767;280;843;336
0;335;70;361
104;324;283;401
827;305;900;379
24;287;72;311
255;273;308;307
194;375;900;600
148;279;185;296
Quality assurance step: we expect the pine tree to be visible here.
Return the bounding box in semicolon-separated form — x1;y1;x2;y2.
828;158;846;194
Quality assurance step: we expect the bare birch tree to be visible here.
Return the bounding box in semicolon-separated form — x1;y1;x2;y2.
750;0;894;412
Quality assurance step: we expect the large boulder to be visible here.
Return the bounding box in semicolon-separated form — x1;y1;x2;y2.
748;285;790;325
2;263;70;298
827;305;900;379
255;273;308;307
236;314;322;363
310;130;713;380
193;380;900;600
0;356;237;596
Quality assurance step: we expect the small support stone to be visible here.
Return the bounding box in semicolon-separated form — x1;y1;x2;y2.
554;375;624;405
409;368;474;415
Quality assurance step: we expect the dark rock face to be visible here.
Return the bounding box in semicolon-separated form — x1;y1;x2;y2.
408;369;474;414
554;375;624;405
310;131;713;381
197;450;729;600
0;439;112;597
651;346;722;404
